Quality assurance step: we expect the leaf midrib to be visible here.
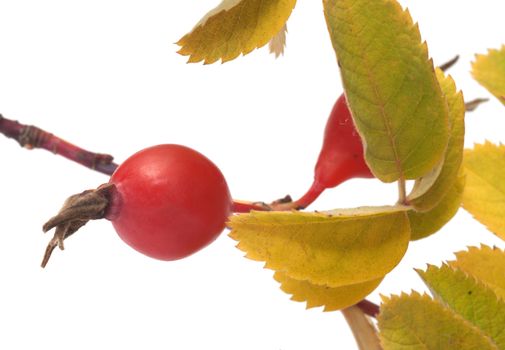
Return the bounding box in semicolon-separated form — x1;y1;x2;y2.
341;3;405;181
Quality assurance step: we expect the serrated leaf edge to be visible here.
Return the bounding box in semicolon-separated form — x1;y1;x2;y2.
378;291;499;350
417;263;504;349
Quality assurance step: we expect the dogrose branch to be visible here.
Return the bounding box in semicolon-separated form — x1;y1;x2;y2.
0;113;383;318
0;114;118;176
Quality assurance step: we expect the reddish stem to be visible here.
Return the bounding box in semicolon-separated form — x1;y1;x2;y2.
292;181;325;209
262;181;325;211
0;114;118;175
232;200;271;213
356;299;380;318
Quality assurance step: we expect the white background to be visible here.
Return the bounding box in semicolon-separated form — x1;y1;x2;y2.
0;1;504;349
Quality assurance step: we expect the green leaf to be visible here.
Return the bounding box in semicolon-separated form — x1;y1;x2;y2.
323;0;449;183
419;264;505;348
462;142;505;240
472;46;505;105
449;245;505;300
408;174;464;241
228;206;410;287
274;272;382;312
176;0;296;64
378;292;498;350
408;69;465;212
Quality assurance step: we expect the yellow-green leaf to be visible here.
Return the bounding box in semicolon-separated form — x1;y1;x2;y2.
462;142;505;240
419;264;505;348
323;0;449;183
472;46;505;105
408;174;464;241
378;292;498;350
228;206;410;287
408;70;465;212
274;271;382;312
449;245;505;300
176;0;296;64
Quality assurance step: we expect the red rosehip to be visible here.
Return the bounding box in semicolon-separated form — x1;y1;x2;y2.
42;144;232;266
106;144;232;260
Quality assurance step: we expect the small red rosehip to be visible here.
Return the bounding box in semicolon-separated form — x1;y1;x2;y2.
291;93;374;209
315;93;373;188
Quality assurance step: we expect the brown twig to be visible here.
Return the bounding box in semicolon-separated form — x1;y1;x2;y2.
0;114;118;175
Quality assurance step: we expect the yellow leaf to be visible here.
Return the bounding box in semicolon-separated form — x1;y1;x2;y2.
323;0;449;183
408;174;464;241
462;142;505;240
419;264;505;348
274;271;383;312
408;69;465;212
378;292;498;350
269;24;287;58
228;206;410;287
176;0;296;64
449;245;505;300
472;45;505;105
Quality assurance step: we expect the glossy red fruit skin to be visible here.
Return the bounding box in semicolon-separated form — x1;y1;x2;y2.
106;144;232;261
314;94;373;189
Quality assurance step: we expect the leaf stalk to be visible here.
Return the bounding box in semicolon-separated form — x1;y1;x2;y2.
341;306;382;350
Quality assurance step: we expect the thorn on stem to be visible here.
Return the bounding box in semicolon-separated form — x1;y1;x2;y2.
465;98;489;112
439;55;459;72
